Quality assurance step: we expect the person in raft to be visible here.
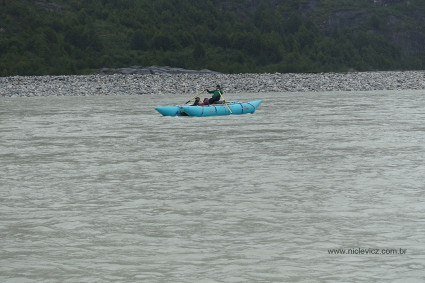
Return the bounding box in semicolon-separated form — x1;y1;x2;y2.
191;97;201;106
200;85;223;105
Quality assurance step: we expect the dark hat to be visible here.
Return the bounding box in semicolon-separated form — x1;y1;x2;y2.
216;84;220;88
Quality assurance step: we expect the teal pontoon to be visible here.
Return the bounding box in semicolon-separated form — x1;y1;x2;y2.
155;100;262;117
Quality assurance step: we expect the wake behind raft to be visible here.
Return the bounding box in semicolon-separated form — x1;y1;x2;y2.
154;100;262;117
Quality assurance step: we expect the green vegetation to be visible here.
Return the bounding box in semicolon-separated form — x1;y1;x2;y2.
0;0;424;76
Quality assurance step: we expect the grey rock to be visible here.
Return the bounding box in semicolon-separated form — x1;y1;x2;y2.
98;66;220;75
1;71;425;98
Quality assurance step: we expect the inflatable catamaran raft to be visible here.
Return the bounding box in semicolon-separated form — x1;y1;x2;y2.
155;100;262;117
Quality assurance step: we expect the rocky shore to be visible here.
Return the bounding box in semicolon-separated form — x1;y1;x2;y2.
1;70;425;97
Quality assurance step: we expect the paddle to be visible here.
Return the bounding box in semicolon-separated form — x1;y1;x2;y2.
217;89;232;114
185;90;205;104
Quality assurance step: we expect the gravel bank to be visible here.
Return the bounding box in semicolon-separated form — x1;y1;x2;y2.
1;71;425;97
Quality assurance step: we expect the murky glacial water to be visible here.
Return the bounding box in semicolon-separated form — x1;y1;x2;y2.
1;91;425;282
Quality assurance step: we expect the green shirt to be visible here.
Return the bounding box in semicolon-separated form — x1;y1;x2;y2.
207;88;223;100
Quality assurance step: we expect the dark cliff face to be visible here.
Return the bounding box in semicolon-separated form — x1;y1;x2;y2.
371;0;407;6
298;0;320;17
216;0;424;55
320;10;371;33
323;0;423;55
321;6;424;54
